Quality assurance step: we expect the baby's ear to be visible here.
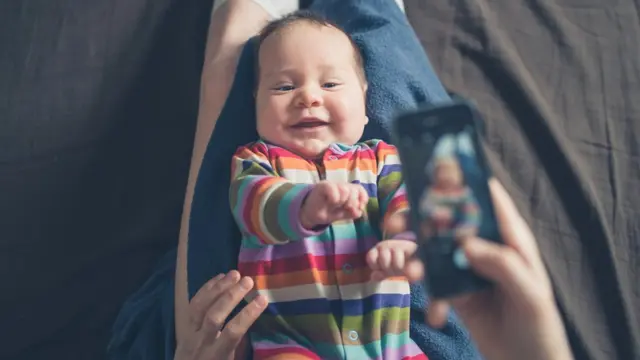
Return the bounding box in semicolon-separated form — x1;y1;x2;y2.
364;115;369;124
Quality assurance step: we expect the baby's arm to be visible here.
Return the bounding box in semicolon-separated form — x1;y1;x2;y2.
374;141;413;240
229;143;321;245
366;141;416;279
299;180;369;230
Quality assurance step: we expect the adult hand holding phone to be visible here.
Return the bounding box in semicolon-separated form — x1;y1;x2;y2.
384;179;574;360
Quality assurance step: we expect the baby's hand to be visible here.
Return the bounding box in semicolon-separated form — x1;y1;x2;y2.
300;181;369;229
367;239;418;281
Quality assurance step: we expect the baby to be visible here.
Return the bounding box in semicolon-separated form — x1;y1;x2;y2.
229;11;426;360
419;156;481;241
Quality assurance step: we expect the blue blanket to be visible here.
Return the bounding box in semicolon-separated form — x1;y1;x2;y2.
109;1;481;359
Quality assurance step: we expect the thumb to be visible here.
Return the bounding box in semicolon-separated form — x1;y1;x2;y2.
461;237;533;298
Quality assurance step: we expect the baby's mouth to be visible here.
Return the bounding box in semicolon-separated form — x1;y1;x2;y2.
291;118;329;129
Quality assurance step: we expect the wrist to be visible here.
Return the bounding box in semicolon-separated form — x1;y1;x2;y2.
296;187;327;235
519;311;573;360
536;313;574;360
299;204;315;230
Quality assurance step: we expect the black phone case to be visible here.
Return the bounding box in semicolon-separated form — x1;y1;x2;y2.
391;99;502;299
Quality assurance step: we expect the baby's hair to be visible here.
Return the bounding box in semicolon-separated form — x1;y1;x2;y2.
428;156;462;178
254;10;366;84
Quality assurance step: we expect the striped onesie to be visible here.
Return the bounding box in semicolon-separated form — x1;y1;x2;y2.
229;139;428;360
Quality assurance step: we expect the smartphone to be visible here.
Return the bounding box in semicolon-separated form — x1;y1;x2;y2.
391;100;502;299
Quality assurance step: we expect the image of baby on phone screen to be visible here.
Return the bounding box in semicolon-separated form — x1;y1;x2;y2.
419;155;482;241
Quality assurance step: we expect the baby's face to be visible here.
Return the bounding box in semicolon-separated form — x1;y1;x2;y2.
255;22;368;158
434;160;463;188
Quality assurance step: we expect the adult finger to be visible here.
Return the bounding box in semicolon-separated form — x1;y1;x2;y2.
201;276;255;338
488;179;541;268
207;294;269;358
461;237;535;298
189;271;241;331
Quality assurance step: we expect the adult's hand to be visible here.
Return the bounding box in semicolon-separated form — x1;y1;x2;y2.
174;271;267;360
385;179;573;360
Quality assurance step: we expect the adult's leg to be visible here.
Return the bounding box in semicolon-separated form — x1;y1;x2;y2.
174;0;277;347
110;2;300;358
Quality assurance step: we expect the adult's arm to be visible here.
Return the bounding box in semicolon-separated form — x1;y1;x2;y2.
174;0;271;345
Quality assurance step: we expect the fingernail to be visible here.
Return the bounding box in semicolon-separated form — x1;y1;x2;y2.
254;295;267;306
239;277;252;289
227;270;240;282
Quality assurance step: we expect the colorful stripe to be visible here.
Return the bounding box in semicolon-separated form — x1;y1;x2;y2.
230;140;426;359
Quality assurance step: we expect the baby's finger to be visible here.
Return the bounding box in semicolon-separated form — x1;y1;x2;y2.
370;270;387;281
357;186;369;207
376;246;392;270
336;184;352;205
391;248;406;273
366;247;380;270
403;257;424;283
344;189;361;211
426;300;450;328
324;182;342;205
346;206;364;219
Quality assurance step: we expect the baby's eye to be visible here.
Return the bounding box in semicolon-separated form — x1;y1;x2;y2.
323;82;339;88
273;84;295;92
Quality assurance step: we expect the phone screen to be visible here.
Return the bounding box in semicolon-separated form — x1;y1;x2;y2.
393;102;501;298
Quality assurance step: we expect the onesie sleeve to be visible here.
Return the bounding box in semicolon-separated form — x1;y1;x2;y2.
373;140;415;241
229;143;323;245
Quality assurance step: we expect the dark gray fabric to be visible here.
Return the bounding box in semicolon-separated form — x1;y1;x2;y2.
2;0;638;359
406;1;640;359
0;0;212;358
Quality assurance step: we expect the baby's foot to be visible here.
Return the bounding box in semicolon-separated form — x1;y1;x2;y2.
367;239;417;281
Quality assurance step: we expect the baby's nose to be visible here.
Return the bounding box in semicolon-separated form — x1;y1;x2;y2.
297;87;323;107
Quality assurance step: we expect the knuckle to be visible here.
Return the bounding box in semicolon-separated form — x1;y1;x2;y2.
206;312;225;330
498;247;521;270
222;291;237;305
223;322;243;340
213;278;231;293
188;298;203;317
